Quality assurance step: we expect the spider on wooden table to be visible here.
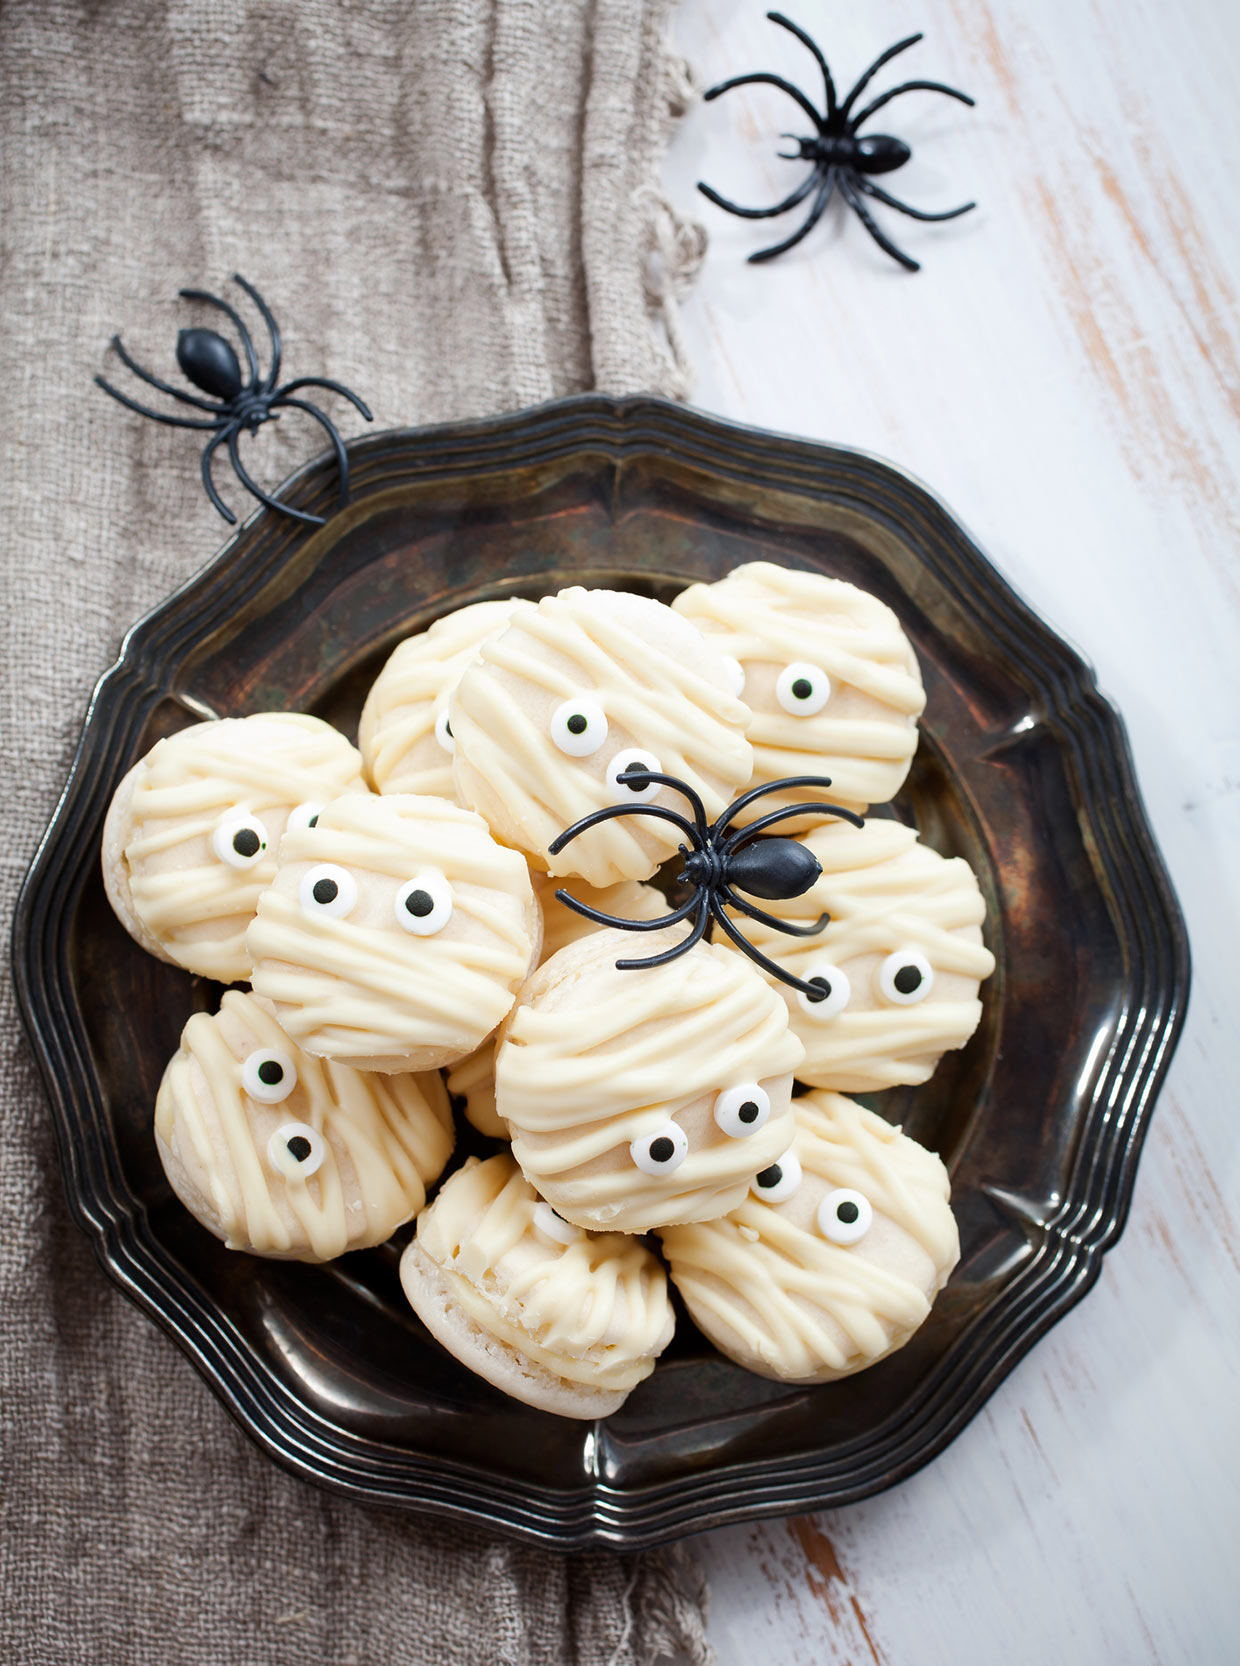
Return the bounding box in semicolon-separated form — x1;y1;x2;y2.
699;11;976;270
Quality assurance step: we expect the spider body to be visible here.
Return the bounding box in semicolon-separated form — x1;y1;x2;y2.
791;133;910;175
96;274;373;526
698;13;976;270
547;767;864;999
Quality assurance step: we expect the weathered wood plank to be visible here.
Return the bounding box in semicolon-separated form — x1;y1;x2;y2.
665;1;1240;1659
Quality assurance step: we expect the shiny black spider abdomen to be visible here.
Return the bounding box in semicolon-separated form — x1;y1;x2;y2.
794;133;911;175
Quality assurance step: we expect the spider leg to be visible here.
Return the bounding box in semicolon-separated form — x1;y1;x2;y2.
720;882;830;937
268;396;350;509
95;377;222;429
839;173;920;271
839;33;922;120
271;377;374;423
231;275;282;392
612;767;710;839
547;801;703;859
200;428;237;524
749;168;837;263
708;893;834;999
615;900;710;971
702;71;824;132
179;288;261;389
554;884;704;933
766;11;838;119
712;775;838;839
108;336;222;412
849;80;975;133
698;164;822;222
855;176;975;222
721;800;865;853
227;430;326;527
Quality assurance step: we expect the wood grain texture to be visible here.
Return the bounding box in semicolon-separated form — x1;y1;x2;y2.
665;1;1240;1661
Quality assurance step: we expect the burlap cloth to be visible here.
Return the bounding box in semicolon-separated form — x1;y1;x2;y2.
0;4;713;1661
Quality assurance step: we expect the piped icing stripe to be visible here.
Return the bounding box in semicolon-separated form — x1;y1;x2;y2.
155;990;453;1260
445;1039;505;1139
450;588;753;885
416;1155;671;1389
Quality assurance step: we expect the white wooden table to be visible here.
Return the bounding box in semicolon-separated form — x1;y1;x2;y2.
664;2;1240;1661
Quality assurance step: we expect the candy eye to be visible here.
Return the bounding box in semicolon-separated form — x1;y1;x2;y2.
534;1201;584;1246
817;1188;873;1245
394;872;453;935
299;863;358;920
877;948;935;1005
776;662;831;716
751;1149;802;1203
795;961;851;1019
211;810;269;869
268;1121;326;1179
241;1047;296;1104
713;1082;771;1139
606;748;662;803
630;1122;689;1176
721;655;747;698
286;801;325;833
434;706;455;755
550;697;608;757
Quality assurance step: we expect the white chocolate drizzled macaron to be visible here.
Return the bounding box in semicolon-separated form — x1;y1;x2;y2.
723;817;995;1092
101;712;366;983
246;793;539;1073
358;598;536;800
660;1091;959;1383
400;1153;674;1418
155;990;454;1262
672;562;925;819
449;586;753;886
496;928;804;1233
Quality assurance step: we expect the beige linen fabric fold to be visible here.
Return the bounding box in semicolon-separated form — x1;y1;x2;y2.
0;3;712;1663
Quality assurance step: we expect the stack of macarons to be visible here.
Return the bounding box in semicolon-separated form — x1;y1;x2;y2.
104;566;994;1417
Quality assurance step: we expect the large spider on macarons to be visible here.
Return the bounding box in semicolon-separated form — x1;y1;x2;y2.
548;767;864;1001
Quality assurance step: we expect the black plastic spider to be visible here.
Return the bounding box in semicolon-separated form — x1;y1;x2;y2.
96;273;373;526
698;13;976;270
546;767;864;999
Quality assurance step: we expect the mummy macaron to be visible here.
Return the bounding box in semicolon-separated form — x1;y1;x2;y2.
358;598;535;800
246;793;539;1073
726;817;995;1091
101;712;366;983
495;927;804;1233
672;562;925;819
660;1090;959;1383
400;1153;674;1418
449;586;753;886
155;990;455;1261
